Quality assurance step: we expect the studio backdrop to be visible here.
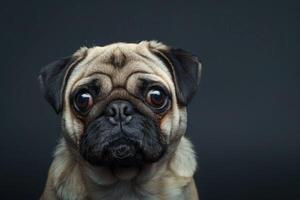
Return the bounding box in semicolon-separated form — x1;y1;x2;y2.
0;1;299;200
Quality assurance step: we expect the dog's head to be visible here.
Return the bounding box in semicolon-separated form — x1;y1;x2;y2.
39;41;201;170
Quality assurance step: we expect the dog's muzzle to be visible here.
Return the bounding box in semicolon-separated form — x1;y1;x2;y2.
79;100;166;167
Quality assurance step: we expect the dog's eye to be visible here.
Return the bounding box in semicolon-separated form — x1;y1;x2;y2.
73;90;94;115
146;87;168;110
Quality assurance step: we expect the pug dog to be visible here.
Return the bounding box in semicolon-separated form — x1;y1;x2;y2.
39;41;201;200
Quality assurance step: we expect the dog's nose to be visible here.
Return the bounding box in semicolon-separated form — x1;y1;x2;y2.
105;100;134;124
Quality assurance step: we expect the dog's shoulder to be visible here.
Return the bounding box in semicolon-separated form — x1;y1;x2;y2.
41;139;88;200
169;136;197;177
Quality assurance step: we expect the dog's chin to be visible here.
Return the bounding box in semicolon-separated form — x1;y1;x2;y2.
111;165;140;180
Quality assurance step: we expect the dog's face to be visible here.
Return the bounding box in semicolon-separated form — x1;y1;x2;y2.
39;41;201;170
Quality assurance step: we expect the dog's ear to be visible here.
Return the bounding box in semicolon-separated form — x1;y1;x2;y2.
38;48;87;114
149;42;202;105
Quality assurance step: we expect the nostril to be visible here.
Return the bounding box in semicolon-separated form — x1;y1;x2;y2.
106;108;113;116
120;104;134;124
121;103;133;116
123;106;130;116
106;106;119;125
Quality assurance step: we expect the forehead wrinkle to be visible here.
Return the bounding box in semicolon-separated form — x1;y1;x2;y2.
126;73;172;93
124;71;153;88
70;72;112;92
67;65;109;95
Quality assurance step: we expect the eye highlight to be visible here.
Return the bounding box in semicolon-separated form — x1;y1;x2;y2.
73;89;94;115
145;86;169;111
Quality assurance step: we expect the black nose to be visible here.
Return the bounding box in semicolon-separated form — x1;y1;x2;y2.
105;100;134;124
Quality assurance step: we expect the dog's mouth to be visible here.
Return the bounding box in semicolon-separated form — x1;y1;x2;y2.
100;138;144;167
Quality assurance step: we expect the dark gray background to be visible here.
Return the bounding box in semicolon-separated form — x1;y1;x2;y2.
0;1;299;199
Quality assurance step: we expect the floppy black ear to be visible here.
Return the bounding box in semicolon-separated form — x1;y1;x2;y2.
152;48;202;105
38;48;87;114
38;56;73;114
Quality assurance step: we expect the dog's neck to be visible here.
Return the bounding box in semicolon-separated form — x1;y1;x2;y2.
79;159;170;199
